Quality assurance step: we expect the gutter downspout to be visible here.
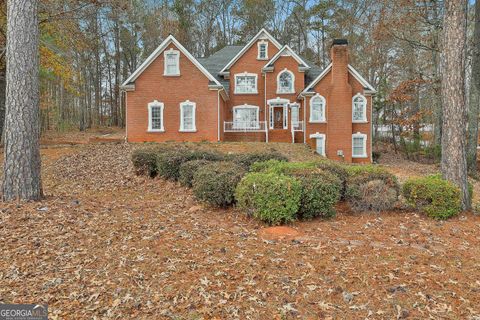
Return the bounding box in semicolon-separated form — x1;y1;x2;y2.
217;90;220;142
303;95;306;144
264;72;269;143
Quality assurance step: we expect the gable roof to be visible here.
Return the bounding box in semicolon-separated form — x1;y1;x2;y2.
263;45;310;71
121;35;222;88
198;46;243;92
301;63;376;94
218;29;283;74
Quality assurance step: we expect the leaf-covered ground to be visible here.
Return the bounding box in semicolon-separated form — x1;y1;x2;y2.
1;141;480;319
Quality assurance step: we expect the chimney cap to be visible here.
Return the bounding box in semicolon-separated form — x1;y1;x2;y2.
332;39;348;46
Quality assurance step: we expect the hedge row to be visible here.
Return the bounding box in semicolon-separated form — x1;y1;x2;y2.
132;145;467;222
132;146;288;207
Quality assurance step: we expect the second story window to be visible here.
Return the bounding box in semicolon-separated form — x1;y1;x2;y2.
310;94;326;122
179;101;196;132
257;41;268;60
352;93;367;122
235;73;258;94
164;49;180;76
277;69;295;94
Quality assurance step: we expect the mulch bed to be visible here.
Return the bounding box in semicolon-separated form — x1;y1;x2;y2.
0;143;479;319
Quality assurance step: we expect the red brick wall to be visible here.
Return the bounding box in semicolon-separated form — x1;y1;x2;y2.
126;43;222;142
226;39;280;123
265;55;305;143
305;45;372;163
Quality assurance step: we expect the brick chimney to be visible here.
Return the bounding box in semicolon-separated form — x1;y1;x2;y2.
327;39;353;162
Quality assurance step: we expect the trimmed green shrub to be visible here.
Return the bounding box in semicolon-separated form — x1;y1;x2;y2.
131;148;159;177
250;159;316;174
345;165;400;212
293;170;342;219
315;160;349;196
157;148;224;181
235;172;302;225
178;160;212;187
230;151;288;169
403;175;461;219
192;162;246;207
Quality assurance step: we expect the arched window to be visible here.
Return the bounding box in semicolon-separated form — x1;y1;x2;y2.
352;93;367;122
309;94;326;122
277;69;295;94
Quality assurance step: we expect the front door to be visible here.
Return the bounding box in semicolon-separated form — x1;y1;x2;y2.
273;108;284;129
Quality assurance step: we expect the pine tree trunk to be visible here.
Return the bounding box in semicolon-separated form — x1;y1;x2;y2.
2;0;42;201
467;0;480;174
441;0;469;210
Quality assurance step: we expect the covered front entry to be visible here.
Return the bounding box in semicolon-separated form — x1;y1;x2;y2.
267;97;304;143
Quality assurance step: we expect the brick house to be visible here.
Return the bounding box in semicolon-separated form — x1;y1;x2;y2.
121;29;376;163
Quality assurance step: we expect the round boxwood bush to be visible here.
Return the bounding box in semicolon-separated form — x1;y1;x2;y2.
344;165;400;212
250;159;316;174
292;169;342;219
230;151;288;169
315;160;349;197
157;148;224;181
131;148;159;177
403;174;461;219
235;172;302;225
192;162;246;207
178;159;213;187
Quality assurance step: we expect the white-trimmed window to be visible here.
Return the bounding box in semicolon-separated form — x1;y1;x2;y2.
352;93;367;122
148;100;164;132
234;73;258;94
233;105;259;129
352;132;367;158
309;94;326;122
179;100;196;132
310;133;326;156
291;103;299;125
164;48;180;76
277;69;295;94
257;40;268;60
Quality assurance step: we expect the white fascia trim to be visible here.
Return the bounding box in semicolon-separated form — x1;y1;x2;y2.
257;40;269;60
309;93;326;123
276;68;295;94
147;100;165;132
302;63;332;93
348;65;376;93
121;35;222;87
219;29;282;74
352;93;368;122
179;100;197;132
352;132;368;158
234;72;258;94
301;63;376;95
263;45;310;70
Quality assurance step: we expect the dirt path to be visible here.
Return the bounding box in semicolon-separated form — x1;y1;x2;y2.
0;143;479;319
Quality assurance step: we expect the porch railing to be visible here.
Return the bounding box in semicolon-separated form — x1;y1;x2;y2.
292;121;304;131
224;121;267;132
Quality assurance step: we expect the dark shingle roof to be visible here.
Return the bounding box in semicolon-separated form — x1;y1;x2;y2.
198;45;328;93
197;46;243;92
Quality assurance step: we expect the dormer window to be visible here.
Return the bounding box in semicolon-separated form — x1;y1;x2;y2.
257;41;268;60
164;49;180;76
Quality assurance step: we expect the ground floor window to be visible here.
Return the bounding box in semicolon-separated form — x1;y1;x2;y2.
352;133;367;157
233;105;259;128
180;101;196;132
148;100;164;132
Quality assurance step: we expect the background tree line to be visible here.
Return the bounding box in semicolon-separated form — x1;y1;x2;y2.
0;0;477;160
